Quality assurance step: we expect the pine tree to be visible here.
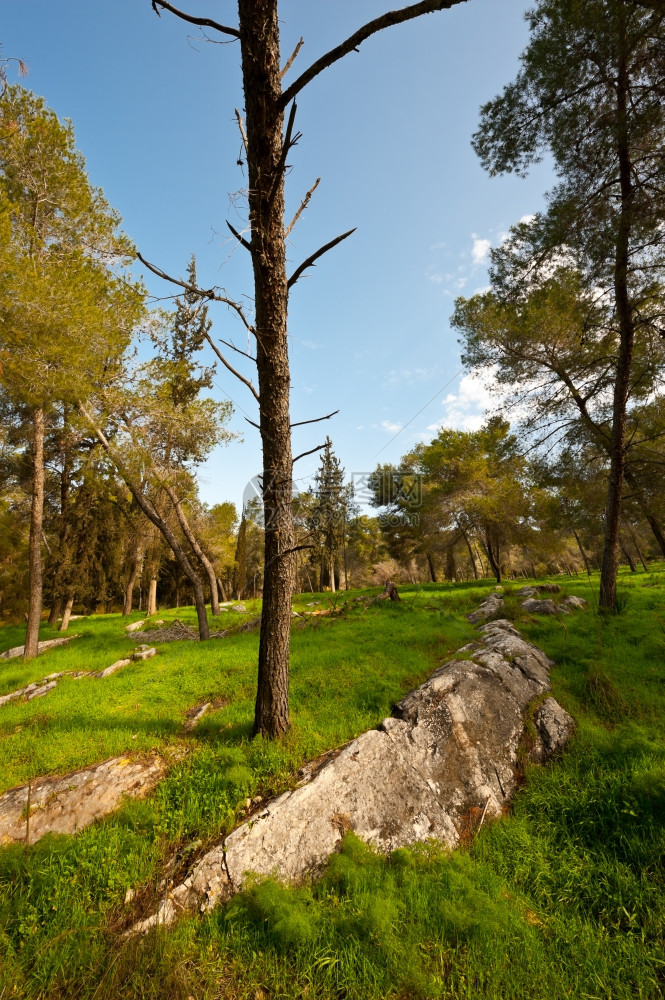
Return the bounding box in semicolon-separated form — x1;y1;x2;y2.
312;437;346;593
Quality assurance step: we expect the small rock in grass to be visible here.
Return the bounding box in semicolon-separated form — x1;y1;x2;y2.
132;647;157;661
125;620;146;633
231;604;247;613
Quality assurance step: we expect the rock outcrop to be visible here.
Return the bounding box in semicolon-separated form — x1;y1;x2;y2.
0;754;167;845
465;592;503;623
0;635;80;661
130;618;573;934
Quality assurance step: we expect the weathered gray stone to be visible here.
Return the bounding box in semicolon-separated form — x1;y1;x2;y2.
0;754;167;845
132;647;157;661
466;592;503;623
520;598;564;615
533;697;575;757
97;658;132;678
125;620;146;633
129;620;573;932
231;604;247;613
0;635;80;661
561;595;587;609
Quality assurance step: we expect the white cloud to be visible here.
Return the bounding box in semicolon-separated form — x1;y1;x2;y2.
425;371;498;435
471;237;491;265
381;419;402;433
519;214;536;225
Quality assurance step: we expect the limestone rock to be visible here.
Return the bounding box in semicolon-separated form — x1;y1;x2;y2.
520;598;562;615
97;658;132;679
132;647;157;661
533;697;575;758
561;595;587;609
231;604;247;613
130;619;573;931
466;592;503;624
125;620;146;633
0;635;80;661
0;754;167;844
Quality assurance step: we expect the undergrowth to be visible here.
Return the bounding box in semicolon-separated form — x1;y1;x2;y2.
0;569;664;998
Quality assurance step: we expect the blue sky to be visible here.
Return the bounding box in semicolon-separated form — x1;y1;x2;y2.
3;1;554;513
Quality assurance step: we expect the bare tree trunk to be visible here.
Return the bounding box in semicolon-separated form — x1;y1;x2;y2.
217;577;228;602
25;407;45;661
643;510;665;560
59;595;74;631
48;597;63;629
445;547;456;582
123;544;142;616
426;552;438;583
572;529;592;576
462;531;478;579
80;404;210;640
164;485;220;615
628;529;648;571
239;0;294;738
620;538;636;573
329;555;336;593
147;578;157;616
599;11;634;611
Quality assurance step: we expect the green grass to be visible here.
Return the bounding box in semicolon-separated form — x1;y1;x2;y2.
1;570;664;998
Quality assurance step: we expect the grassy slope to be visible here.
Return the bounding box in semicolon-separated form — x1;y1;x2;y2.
0;572;664;999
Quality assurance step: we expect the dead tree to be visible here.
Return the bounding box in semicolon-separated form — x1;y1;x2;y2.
143;0;469;737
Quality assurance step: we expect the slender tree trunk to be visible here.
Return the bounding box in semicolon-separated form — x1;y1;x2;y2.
217;576;228;602
239;0;293;738
123;544;142;616
48;597;63;629
25;407;45;661
164;485;220;614
599;8;634;611
483;533;502;584
59;595;74;631
572;529;592;576
147;578;157;616
620;538;636;573
426;552;438;583
329;555;336;593
462;531;478;579
628;529;648;571
80;404;210;640
643;510;665;560
446;547;456;582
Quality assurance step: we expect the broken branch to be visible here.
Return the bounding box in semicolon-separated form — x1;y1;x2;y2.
151;0;240;39
203;332;260;403
285;177;321;239
220;338;255;362
226;220;252;253
234;108;248;157
288;228;356;289
281;36;304;78
293;442;327;463
136;251;255;336
291;409;339;428
280;0;468;108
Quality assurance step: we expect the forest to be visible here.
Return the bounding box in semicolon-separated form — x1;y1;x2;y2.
1;1;664;998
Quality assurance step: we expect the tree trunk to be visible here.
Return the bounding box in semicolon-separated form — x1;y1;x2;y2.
217;576;228;602
59;595;74;631
147;578;157;616
239;0;294;738
599;9;634;611
24;407;45;661
643;510;665;560
483;533;502;584
462;531;478;579
572;529;592;576
164;484;220;614
445;547;456;582
426;552;438;583
628;529;648;571
80;403;210;640
123;544;142;616
48;597;63;629
329;555;336;593
620;538;636;573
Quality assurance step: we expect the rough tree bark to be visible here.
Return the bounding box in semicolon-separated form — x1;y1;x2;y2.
147;578;158;615
148;0;469;737
599;6;635;611
59;596;74;631
24;407;45;661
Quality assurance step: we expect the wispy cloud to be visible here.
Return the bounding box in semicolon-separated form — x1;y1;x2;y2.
381;418;403;433
425;371;497;435
471;236;491;265
301;339;322;350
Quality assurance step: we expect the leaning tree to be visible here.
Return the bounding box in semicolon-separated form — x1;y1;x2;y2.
142;0;469;737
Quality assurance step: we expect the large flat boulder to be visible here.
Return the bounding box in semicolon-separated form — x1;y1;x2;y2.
130;619;573;932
